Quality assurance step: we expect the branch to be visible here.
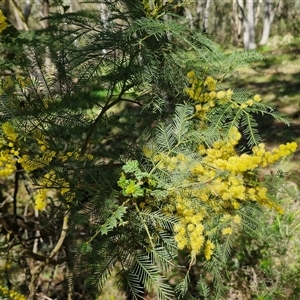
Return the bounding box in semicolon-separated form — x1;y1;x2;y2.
80;84;133;154
28;212;70;300
23;250;66;265
13;162;22;216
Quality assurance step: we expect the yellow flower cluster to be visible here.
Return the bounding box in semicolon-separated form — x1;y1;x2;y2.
0;9;7;34
0;147;17;177
34;169;78;210
185;71;265;118
185;71;233;118
173;197;206;257
146;124;297;260
222;227;233;235
0;283;26;300
34;189;48;210
142;0;166;18
0;123;19;177
231;93;262;109
191;127;297;210
0;122;94;209
18;150;56;172
204;240;215;260
151;151;188;172
2;122;18;142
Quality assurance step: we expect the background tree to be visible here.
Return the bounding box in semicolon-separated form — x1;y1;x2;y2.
180;0;300;48
259;0;282;45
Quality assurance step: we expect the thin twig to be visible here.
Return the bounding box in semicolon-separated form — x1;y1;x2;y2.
13;162;22;216
28;212;70;300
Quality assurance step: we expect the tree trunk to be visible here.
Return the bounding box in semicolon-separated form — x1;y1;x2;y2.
194;0;204;30
231;0;243;45
259;0;278;45
202;0;211;33
184;6;194;29
238;0;257;50
254;0;263;26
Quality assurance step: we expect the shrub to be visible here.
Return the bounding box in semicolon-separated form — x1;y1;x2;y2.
0;1;297;299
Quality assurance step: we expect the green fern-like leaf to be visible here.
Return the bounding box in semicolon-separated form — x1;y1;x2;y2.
175;272;190;299
129;252;174;300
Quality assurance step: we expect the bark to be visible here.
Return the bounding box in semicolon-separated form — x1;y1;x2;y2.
259;0;280;45
245;0;256;49
231;0;243;45
254;0;263;26
184;6;194;29
23;0;32;23
194;0;204;30
237;0;257;50
202;0;211;33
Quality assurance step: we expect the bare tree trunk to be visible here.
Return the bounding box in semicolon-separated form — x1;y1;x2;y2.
238;0;257;50
184;6;194;29
246;0;256;49
202;0;211;33
23;0;32;24
231;0;243;45
194;0;204;30
259;0;281;45
254;0;263;26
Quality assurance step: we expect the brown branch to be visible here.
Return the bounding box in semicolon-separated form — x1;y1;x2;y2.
28;212;70;300
80;92;128;155
23;250;66;265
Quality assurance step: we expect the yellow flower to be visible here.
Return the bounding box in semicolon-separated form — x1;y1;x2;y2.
177;238;188;250
187;223;195;232
40;145;47;152
256;186;268;200
286;142;297;152
195;104;202;112
233;214;241;224
228;127;242;142
2;122;18;142
222;227;233;235
190;235;205;254
187;70;195;78
253;94;261;102
34;189;48;210
142;145;153;158
0;10;7;34
191;163;204;175
246;99;254;106
204;76;217;91
216;91;226;99
204;240;215;260
61;181;70;195
226;89;233;100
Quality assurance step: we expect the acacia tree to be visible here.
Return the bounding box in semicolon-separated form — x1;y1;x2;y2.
0;1;297;300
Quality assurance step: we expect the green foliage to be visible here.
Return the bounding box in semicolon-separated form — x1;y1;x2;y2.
0;1;298;300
